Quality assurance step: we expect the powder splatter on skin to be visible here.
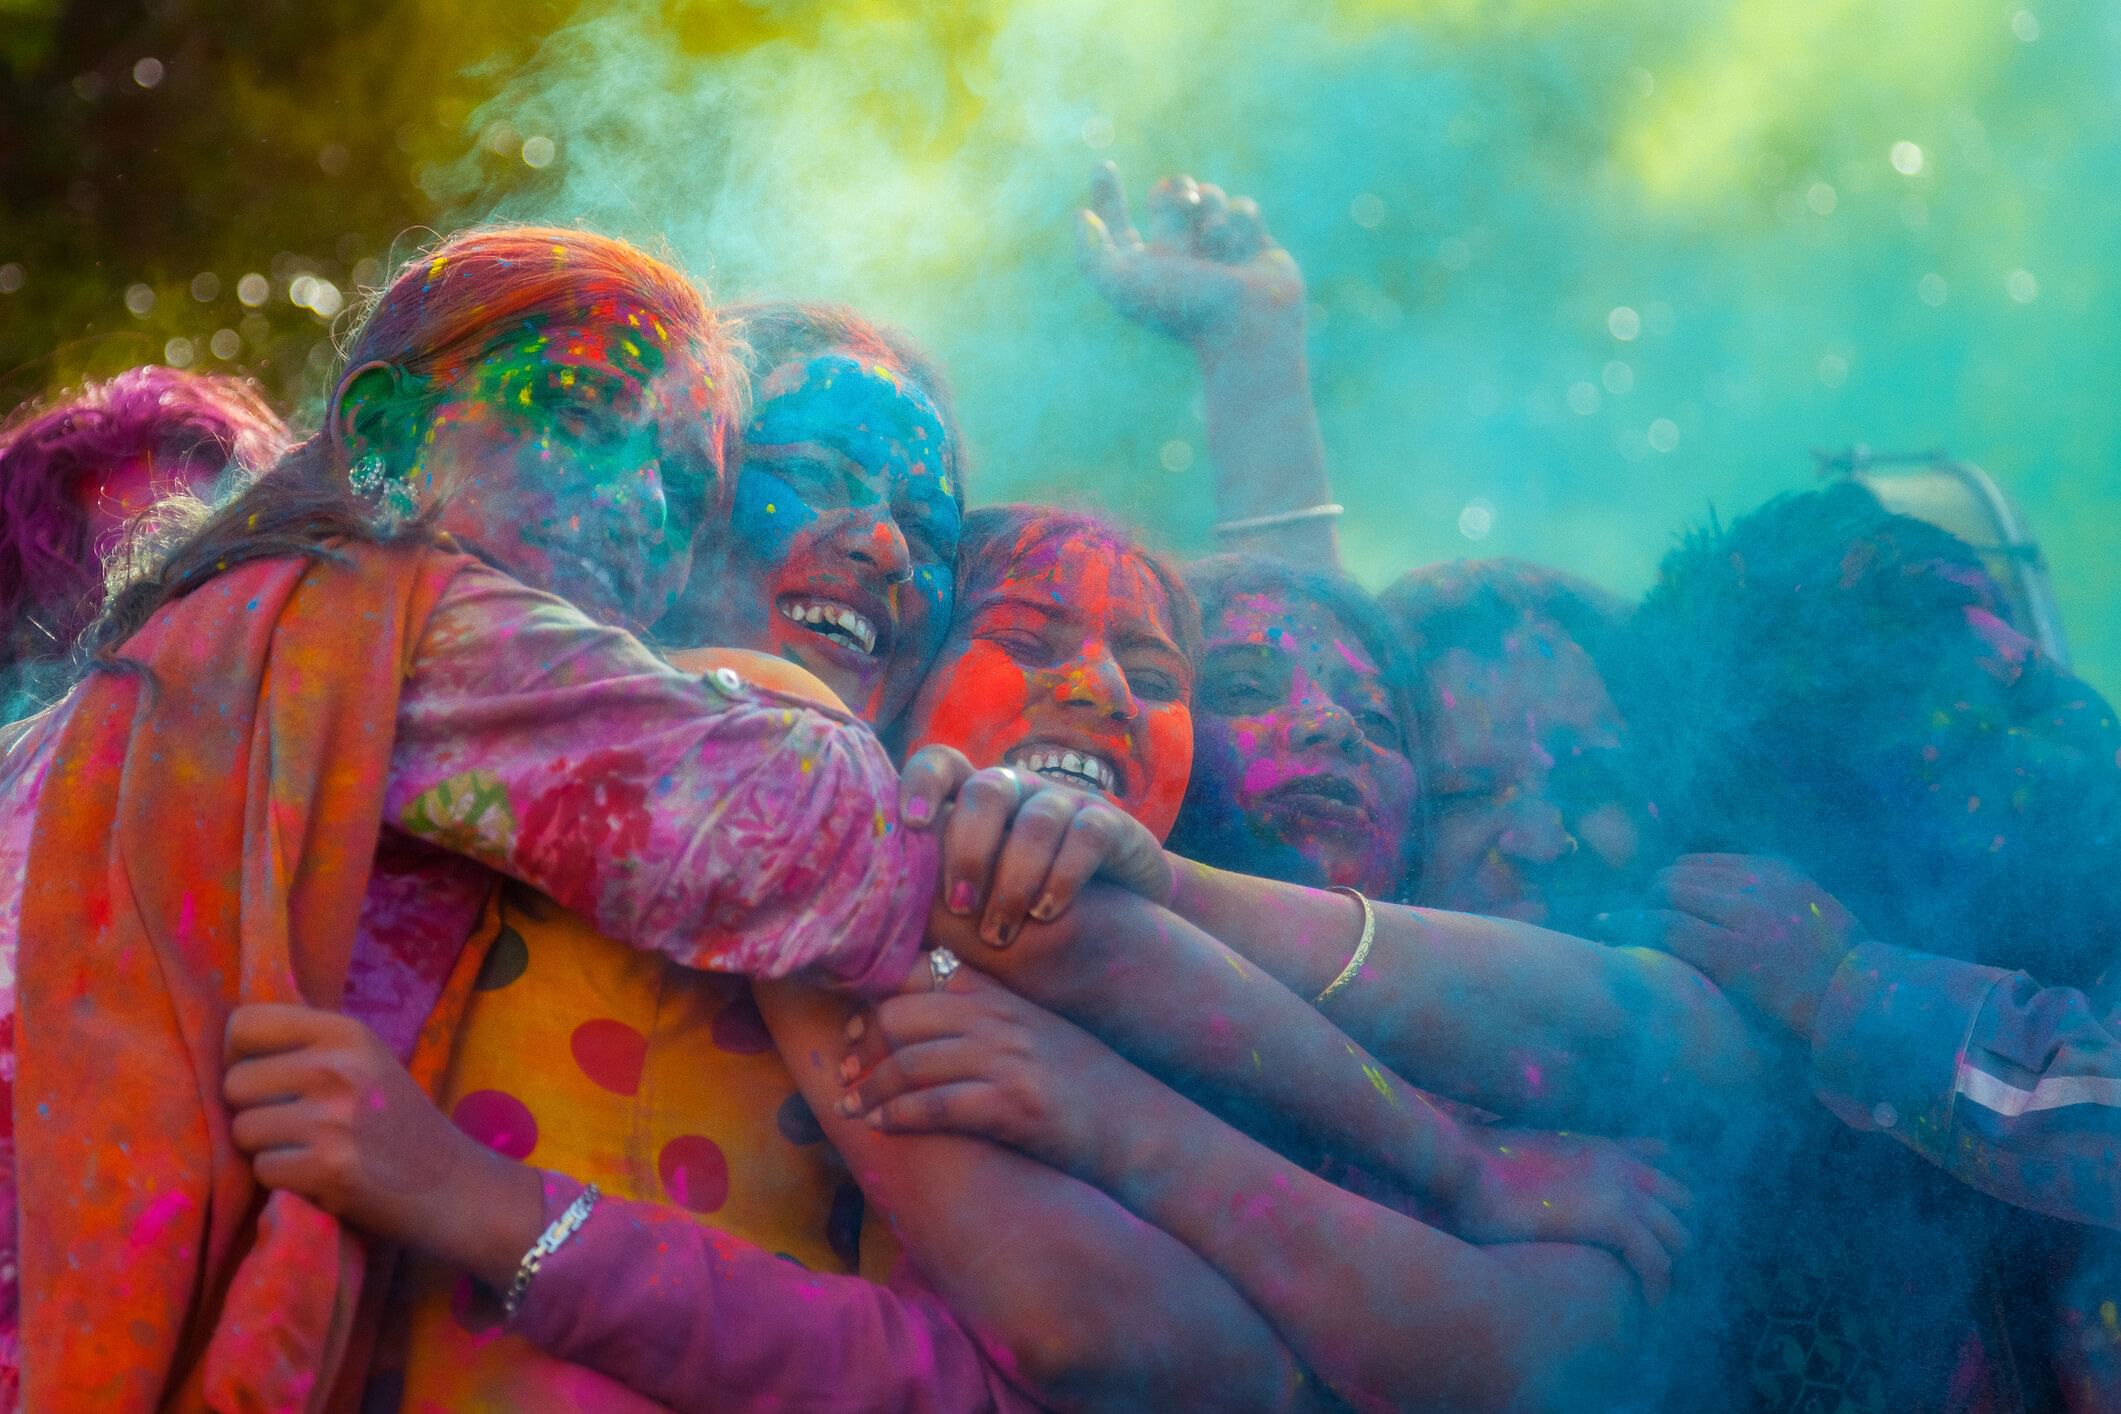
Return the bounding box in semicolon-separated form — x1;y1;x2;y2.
899;527;1194;839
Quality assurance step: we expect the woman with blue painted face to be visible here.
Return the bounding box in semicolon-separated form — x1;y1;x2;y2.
662;303;965;729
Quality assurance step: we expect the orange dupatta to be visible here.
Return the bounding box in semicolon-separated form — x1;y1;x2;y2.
13;539;479;1412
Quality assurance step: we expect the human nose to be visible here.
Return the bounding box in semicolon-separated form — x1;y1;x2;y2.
830;508;912;585
1496;790;1570;864
1062;643;1139;723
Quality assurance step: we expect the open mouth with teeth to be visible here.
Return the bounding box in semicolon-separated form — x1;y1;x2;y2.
1263;772;1372;818
1006;743;1121;796
778;596;880;657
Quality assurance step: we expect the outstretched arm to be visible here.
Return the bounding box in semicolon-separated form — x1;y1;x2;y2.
1159;857;1764;1134
840;969;1656;1411
756;980;1322;1413
1080;162;1336;568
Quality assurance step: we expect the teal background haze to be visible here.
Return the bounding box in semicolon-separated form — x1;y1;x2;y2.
4;0;2116;688
453;0;2121;691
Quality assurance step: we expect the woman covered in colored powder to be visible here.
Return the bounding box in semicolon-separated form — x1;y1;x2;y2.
798;504;1707;1410
0;227;970;1409
1170;553;1423;901
0;365;291;706
362;305;1307;1412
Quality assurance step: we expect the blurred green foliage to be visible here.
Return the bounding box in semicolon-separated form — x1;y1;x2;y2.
3;0;2117;690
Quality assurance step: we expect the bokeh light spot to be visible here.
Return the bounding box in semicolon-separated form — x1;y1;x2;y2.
2011;9;2041;42
1079;114;1114;149
209;328;241;360
2006;268;2039;304
235;273;269;307
132;57;164;89
1458;500;1495;541
1349;192;1385;228
189;271;220;302
1607;306;1641;341
1566;380;1601;415
521;135;557;168
1889;141;1924;176
1818;353;1849;388
1602;360;1634;395
163;337;194;369
1159;439;1194;473
1806;181;1838;216
1919;273;1948;306
124;283;155;318
0;264;22;295
1647;417;1680;453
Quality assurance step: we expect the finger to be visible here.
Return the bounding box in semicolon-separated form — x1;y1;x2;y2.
1639;1197;1693;1257
230;1098;326;1156
224;1002;340;1067
250;1145;324;1199
1592;908;1733;969
1193;182;1232;255
939;767;1025;918
1144;175;1200;250
223;1052;321;1110
1617;1220;1672;1306
840;1037;986;1116
979;788;1083;947
862;988;992;1052
1652;879;1755;932
1637;1165;1693;1212
898;743;974;831
866;1081;1006;1137
1218;196;1271;260
1088;160;1140;248
1029;803;1129;923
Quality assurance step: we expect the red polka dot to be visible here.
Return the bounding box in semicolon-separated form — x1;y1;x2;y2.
570;1018;647;1096
451;1089;538;1161
710;991;772;1054
657;1135;730;1213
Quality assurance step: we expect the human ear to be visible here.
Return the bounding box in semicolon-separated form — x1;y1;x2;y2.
330;359;416;473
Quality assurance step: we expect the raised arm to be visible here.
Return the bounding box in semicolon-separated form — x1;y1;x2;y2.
1079;162;1337;568
755;980;1321;1413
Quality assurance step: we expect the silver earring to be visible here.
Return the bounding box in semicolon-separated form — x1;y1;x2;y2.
349;453;388;497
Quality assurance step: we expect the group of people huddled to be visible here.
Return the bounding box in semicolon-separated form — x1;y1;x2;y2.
0;164;2116;1412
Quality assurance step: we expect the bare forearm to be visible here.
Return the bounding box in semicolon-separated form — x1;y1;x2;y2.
757;980;1311;1413
1101;1064;1636;1410
1199;323;1338;568
939;888;1481;1206
1167;859;1762;1130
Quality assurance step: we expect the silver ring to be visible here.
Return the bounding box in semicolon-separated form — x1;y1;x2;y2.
928;947;962;991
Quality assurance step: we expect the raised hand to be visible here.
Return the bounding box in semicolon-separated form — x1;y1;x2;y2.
899;745;1176;946
1077;160;1306;354
1596;854;1865;1039
1443;1127;1694;1305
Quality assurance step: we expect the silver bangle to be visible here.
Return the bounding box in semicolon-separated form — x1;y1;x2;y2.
1315;887;1374;1006
1212;503;1345;537
503;1183;601;1319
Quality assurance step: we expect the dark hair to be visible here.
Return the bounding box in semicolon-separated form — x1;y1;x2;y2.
953;504;1201;667
0;367;290;671
725;300;967;507
80;226;733;666
1620;481;2121;973
1378;557;1628;674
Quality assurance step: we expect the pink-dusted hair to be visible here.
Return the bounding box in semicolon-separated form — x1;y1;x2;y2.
0;366;290;669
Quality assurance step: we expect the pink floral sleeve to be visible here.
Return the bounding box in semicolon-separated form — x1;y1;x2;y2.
380;564;935;994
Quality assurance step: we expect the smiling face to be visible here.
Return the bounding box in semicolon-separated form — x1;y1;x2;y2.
898;530;1195;840
1419;613;1647;928
1177;589;1420;898
666;351;960;727
388;309;723;632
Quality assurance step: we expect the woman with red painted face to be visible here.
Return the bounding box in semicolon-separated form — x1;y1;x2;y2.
795;505;1703;1410
1170;553;1423;902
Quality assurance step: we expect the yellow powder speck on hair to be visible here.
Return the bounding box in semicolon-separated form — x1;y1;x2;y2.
765;503;776;514
1542;1199;1554;1209
428;256;447;279
628;313;640;328
517;385;531;405
559;370;575;386
1361;1063;1396;1104
800;758;813;774
246;513;258;529
652;319;668;341
874;810;888;837
622;339;640;358
1810;901;1821;916
552;244;568;260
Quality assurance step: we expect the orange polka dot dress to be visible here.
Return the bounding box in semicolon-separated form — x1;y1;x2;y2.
392;883;889;1410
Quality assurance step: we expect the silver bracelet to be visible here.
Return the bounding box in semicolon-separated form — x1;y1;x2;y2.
1211;503;1345;537
502;1183;601;1319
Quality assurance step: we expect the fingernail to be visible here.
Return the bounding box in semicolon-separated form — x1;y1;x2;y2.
994;921;1017;948
845;1015;866;1042
948;880;976;915
979;915;1002;946
1029;895;1058;923
837;1093;860;1116
838;1055;860;1083
865;1110;885;1129
904;795;932;825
